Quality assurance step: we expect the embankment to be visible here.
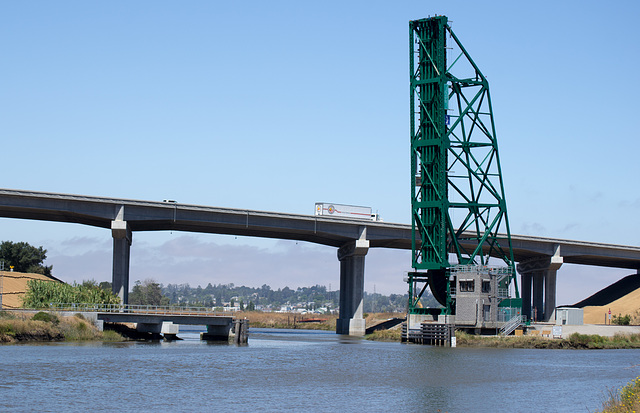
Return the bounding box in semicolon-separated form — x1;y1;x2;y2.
0;311;122;343
455;331;640;349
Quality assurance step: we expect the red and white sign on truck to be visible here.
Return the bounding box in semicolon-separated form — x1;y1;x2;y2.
314;202;381;221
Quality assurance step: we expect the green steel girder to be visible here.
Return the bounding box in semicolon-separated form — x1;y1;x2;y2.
409;16;517;313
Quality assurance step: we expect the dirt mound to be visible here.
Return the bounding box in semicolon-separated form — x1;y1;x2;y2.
569;274;640;324
583;288;640;324
571;274;640;308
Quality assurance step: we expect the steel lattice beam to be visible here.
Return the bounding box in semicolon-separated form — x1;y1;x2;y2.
409;16;517;312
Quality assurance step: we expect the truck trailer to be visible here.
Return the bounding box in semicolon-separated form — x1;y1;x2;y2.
314;202;380;221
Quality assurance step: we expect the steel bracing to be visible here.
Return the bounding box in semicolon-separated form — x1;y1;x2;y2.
409;16;517;313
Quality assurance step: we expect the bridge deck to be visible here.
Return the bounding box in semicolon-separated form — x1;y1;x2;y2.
97;313;233;325
0;188;639;269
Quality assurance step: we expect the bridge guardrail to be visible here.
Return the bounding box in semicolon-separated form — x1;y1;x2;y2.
37;303;230;316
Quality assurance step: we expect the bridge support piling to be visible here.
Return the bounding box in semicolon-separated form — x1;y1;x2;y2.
201;323;232;341
111;219;132;304
533;273;544;321
336;237;369;336
521;273;532;321
544;270;557;323
517;252;563;322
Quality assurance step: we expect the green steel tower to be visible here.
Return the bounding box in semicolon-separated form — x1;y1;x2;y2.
408;16;517;315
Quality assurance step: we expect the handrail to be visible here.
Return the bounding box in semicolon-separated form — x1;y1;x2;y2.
500;314;522;336
32;303;230;317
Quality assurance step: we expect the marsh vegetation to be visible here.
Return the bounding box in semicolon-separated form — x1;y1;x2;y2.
0;311;122;343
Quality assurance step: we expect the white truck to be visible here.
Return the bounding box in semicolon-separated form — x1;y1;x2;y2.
314;202;380;221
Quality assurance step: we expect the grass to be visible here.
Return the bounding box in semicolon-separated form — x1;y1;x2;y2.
454;331;640;349
0;311;124;343
236;311;404;333
0;317;62;342
599;376;640;412
235;311;338;331
366;328;402;341
231;312;640;348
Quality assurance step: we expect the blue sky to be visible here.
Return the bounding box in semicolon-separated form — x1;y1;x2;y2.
1;1;639;304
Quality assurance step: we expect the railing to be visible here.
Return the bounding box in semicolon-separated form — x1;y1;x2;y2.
499;314;522;336
451;265;514;276
38;303;229;316
497;287;509;298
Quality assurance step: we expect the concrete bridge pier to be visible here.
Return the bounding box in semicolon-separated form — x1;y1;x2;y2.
201;323;232;341
111;219;132;304
336;236;369;336
517;252;563;322
521;272;532;321
533;272;544;321
136;321;180;339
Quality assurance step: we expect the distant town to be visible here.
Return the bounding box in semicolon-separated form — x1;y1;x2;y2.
158;282;433;314
119;281;437;315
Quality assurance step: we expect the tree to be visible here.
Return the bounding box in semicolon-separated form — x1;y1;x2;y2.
0;241;52;276
129;279;169;306
99;281;112;292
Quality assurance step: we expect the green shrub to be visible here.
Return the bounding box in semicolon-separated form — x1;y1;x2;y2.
0;321;16;336
31;311;59;325
58;318;97;341
101;330;124;342
22;279;121;308
612;314;631;325
567;333;606;348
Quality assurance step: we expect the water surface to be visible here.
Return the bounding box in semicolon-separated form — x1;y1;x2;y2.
1;328;638;412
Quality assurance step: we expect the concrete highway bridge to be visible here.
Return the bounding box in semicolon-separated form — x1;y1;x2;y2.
1;188;639;335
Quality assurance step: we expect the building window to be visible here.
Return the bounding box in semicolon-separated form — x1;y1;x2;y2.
482;280;491;293
459;280;474;292
483;305;491;321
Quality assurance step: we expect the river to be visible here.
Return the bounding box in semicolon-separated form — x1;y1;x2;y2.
1;328;638;412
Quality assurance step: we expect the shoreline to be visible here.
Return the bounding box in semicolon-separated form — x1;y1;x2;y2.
0;311;123;344
454;331;640;349
5;309;640;350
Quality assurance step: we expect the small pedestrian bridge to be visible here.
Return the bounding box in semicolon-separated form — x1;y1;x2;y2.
45;304;248;343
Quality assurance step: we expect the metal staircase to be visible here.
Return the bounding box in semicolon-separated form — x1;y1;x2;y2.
499;315;522;336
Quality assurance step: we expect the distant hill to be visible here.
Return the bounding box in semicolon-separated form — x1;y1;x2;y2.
571;274;640;308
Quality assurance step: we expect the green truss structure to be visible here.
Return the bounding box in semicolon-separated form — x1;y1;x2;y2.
408;16;517;314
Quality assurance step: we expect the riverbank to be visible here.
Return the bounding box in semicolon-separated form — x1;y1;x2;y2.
454;331;640;349
0;311;122;343
365;327;640;348
188;311;640;348
236;310;403;332
6;308;640;349
236;310;337;330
